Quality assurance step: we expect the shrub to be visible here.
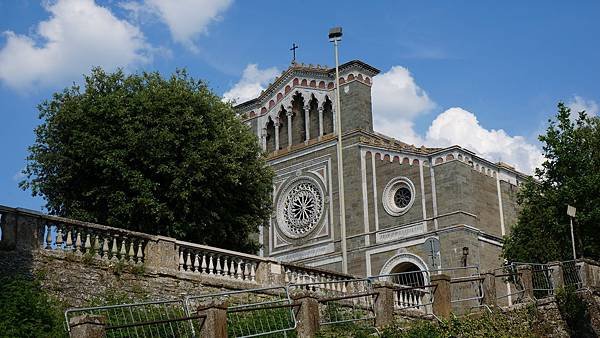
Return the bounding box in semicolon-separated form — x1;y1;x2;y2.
0;276;66;338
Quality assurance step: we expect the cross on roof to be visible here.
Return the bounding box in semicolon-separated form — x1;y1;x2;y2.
290;43;299;63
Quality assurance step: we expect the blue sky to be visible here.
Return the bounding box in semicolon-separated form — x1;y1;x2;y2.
1;0;599;211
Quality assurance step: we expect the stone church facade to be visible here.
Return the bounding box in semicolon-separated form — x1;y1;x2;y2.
235;60;526;277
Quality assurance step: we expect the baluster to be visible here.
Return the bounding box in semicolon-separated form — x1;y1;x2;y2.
93;234;101;259
216;256;222;275
84;233;91;255
45;225;53;249
229;260;235;279
201;253;207;273
136;242;143;263
394;291;399;309
244;261;250;280
284;268;290;283
55;227;63;250
128;241;135;263
110;237;118;261
65;228;73;250
193;252;200;272
208;255;214;275
119;238;127;260
250;263;256;282
102;237;109;260
185;251;192;271
178;249;184;271
223;257;229;277
75;231;82;254
235;260;242;280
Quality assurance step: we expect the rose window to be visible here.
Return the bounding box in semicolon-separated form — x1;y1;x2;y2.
382;177;416;216
277;178;324;238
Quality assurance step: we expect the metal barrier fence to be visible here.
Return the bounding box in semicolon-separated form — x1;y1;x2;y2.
562;260;583;290
494;265;525;306
370;270;433;312
290;278;375;326
65;299;198;337
186;286;296;338
511;262;554;298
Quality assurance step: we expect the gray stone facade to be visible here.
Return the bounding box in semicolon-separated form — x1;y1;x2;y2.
237;60;528;279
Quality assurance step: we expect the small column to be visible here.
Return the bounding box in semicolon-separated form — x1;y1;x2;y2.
430;274;451;318
69;314;106;338
304;104;310;143
260;128;267;152
548;261;564;290
373;282;395;328
274;119;280;151
318;106;324;139
286;108;293;149
291;291;320;338
197;301;228;338
518;265;534;301
482;271;497;307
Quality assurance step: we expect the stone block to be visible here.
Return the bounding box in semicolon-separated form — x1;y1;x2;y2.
69;314;106;338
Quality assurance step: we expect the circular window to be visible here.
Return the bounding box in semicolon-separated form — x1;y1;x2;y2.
382;177;416;216
276;177;325;238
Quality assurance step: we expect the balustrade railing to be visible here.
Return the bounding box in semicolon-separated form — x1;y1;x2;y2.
177;241;262;283
370;270;432;312
42;222;149;264
283;263;355;292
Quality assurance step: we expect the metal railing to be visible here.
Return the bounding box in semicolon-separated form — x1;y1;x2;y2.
291;278;375;326
186;286;297;338
562;260;583;290
65;299;197;337
493;265;525;306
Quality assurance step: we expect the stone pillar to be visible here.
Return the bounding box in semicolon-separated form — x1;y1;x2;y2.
548;262;564;290
286;108;293;149
318;106;324;139
291;291;320;338
0;210;17;250
255;260;284;286
69;314;106;338
197;301;228;338
260;128;267;152
304;105;311;142
430;274;451;318
274;119;280;151
16;212;43;251
482;271;497;307
144;236;178;273
518;265;534;301
373;282;395;328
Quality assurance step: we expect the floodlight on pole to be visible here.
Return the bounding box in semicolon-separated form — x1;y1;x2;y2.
567;205;577;260
329;26;348;273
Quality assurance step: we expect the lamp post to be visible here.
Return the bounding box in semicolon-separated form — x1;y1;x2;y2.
567;205;577;260
329;27;348;273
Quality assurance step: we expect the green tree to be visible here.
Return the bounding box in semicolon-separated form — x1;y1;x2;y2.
21;68;273;252
503;103;600;263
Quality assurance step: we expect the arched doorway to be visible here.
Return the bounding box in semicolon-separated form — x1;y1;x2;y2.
378;253;429;287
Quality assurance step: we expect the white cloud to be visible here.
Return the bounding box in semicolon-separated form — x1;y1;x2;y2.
372;66;436;119
0;0;149;91
123;0;232;50
223;64;279;103
425;108;543;174
371;65;542;174
371;66;435;146
567;95;598;117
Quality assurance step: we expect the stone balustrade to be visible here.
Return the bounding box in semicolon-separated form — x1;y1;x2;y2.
393;287;428;310
176;240;261;282
283;262;356;291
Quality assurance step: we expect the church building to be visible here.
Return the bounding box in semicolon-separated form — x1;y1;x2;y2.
235;60;526;277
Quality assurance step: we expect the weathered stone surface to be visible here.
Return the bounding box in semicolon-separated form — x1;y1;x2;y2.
69;314;106;338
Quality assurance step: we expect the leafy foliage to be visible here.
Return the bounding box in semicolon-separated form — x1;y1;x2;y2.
21;68;274;252
0;276;65;338
379;308;539;338
503;103;600;262
555;286;595;337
